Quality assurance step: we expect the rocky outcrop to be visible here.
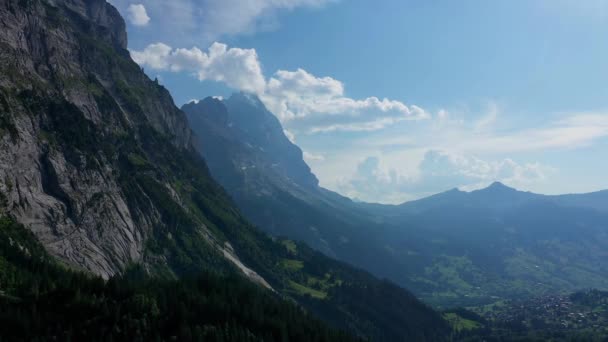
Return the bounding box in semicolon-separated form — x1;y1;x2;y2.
0;0;194;277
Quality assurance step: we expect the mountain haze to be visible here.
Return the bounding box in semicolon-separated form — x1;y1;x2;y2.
183;94;406;276
363;182;608;306
184;94;608;308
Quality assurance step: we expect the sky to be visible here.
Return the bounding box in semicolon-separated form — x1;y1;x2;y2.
109;0;608;204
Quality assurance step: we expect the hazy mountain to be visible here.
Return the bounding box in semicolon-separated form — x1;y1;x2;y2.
364;183;608;307
0;0;449;339
184;94;608;309
183;95;403;276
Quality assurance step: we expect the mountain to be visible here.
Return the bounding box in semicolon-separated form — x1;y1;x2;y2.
184;94;608;309
362;182;608;307
183;95;403;276
0;216;358;341
0;0;449;340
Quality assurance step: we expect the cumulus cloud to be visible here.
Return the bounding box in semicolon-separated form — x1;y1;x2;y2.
130;42;427;134
303;151;325;162
262;68;429;131
337;150;551;204
283;129;296;143
126;4;150;26
130;42;266;94
418;150;548;191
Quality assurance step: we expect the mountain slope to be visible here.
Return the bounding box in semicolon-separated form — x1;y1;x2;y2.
183;95;408;280
0;216;359;342
363;183;608;307
0;1;449;340
0;0;196;277
184;95;608;309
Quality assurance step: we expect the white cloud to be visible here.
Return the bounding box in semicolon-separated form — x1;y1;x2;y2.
262;68;429;132
454;113;608;154
110;0;335;44
131;42;428;133
418;150;549;191
303;151;325;162
283;129;296;143
336;151;551;204
130;43;171;69
126;4;150;26
196;0;336;40
308;117;410;133
130;42;266;94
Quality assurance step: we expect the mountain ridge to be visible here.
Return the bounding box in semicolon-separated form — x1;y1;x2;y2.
184;93;608;308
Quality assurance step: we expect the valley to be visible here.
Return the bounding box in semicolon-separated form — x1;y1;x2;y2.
447;290;608;341
0;0;606;341
184;95;608;309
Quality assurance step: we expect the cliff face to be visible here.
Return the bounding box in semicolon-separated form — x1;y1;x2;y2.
183;95;402;268
223;93;319;189
0;0;193;277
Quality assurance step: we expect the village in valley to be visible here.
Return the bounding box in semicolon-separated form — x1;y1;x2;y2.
462;290;608;339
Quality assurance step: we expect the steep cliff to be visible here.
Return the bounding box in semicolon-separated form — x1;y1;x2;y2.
0;0;196;278
183;95;407;276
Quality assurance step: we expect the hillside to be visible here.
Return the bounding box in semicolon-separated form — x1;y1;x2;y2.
183;95;408;280
362;183;608;307
0;0;449;340
184;95;608;309
0;216;360;341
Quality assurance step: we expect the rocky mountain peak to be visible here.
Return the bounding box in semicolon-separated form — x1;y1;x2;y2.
485;181;514;191
184;92;319;189
62;0;128;49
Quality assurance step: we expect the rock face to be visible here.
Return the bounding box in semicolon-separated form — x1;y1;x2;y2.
183;94;402;272
223;93;319;189
0;0;193;277
182;94;318;194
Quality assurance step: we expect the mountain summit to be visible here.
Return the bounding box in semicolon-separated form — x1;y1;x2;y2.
484;181;514;191
224;92;320;189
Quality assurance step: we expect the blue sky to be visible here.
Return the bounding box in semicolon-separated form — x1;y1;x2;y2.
110;0;608;203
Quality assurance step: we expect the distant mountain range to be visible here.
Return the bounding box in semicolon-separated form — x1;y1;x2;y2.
363;182;608;306
185;94;608;308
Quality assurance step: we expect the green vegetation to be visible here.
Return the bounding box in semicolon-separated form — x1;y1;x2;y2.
444;291;608;341
289;280;328;299
443;313;482;332
127;153;150;168
280;258;304;271
281;239;298;254
0;216;359;342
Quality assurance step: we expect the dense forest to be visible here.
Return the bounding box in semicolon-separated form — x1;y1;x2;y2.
0;216;359;342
